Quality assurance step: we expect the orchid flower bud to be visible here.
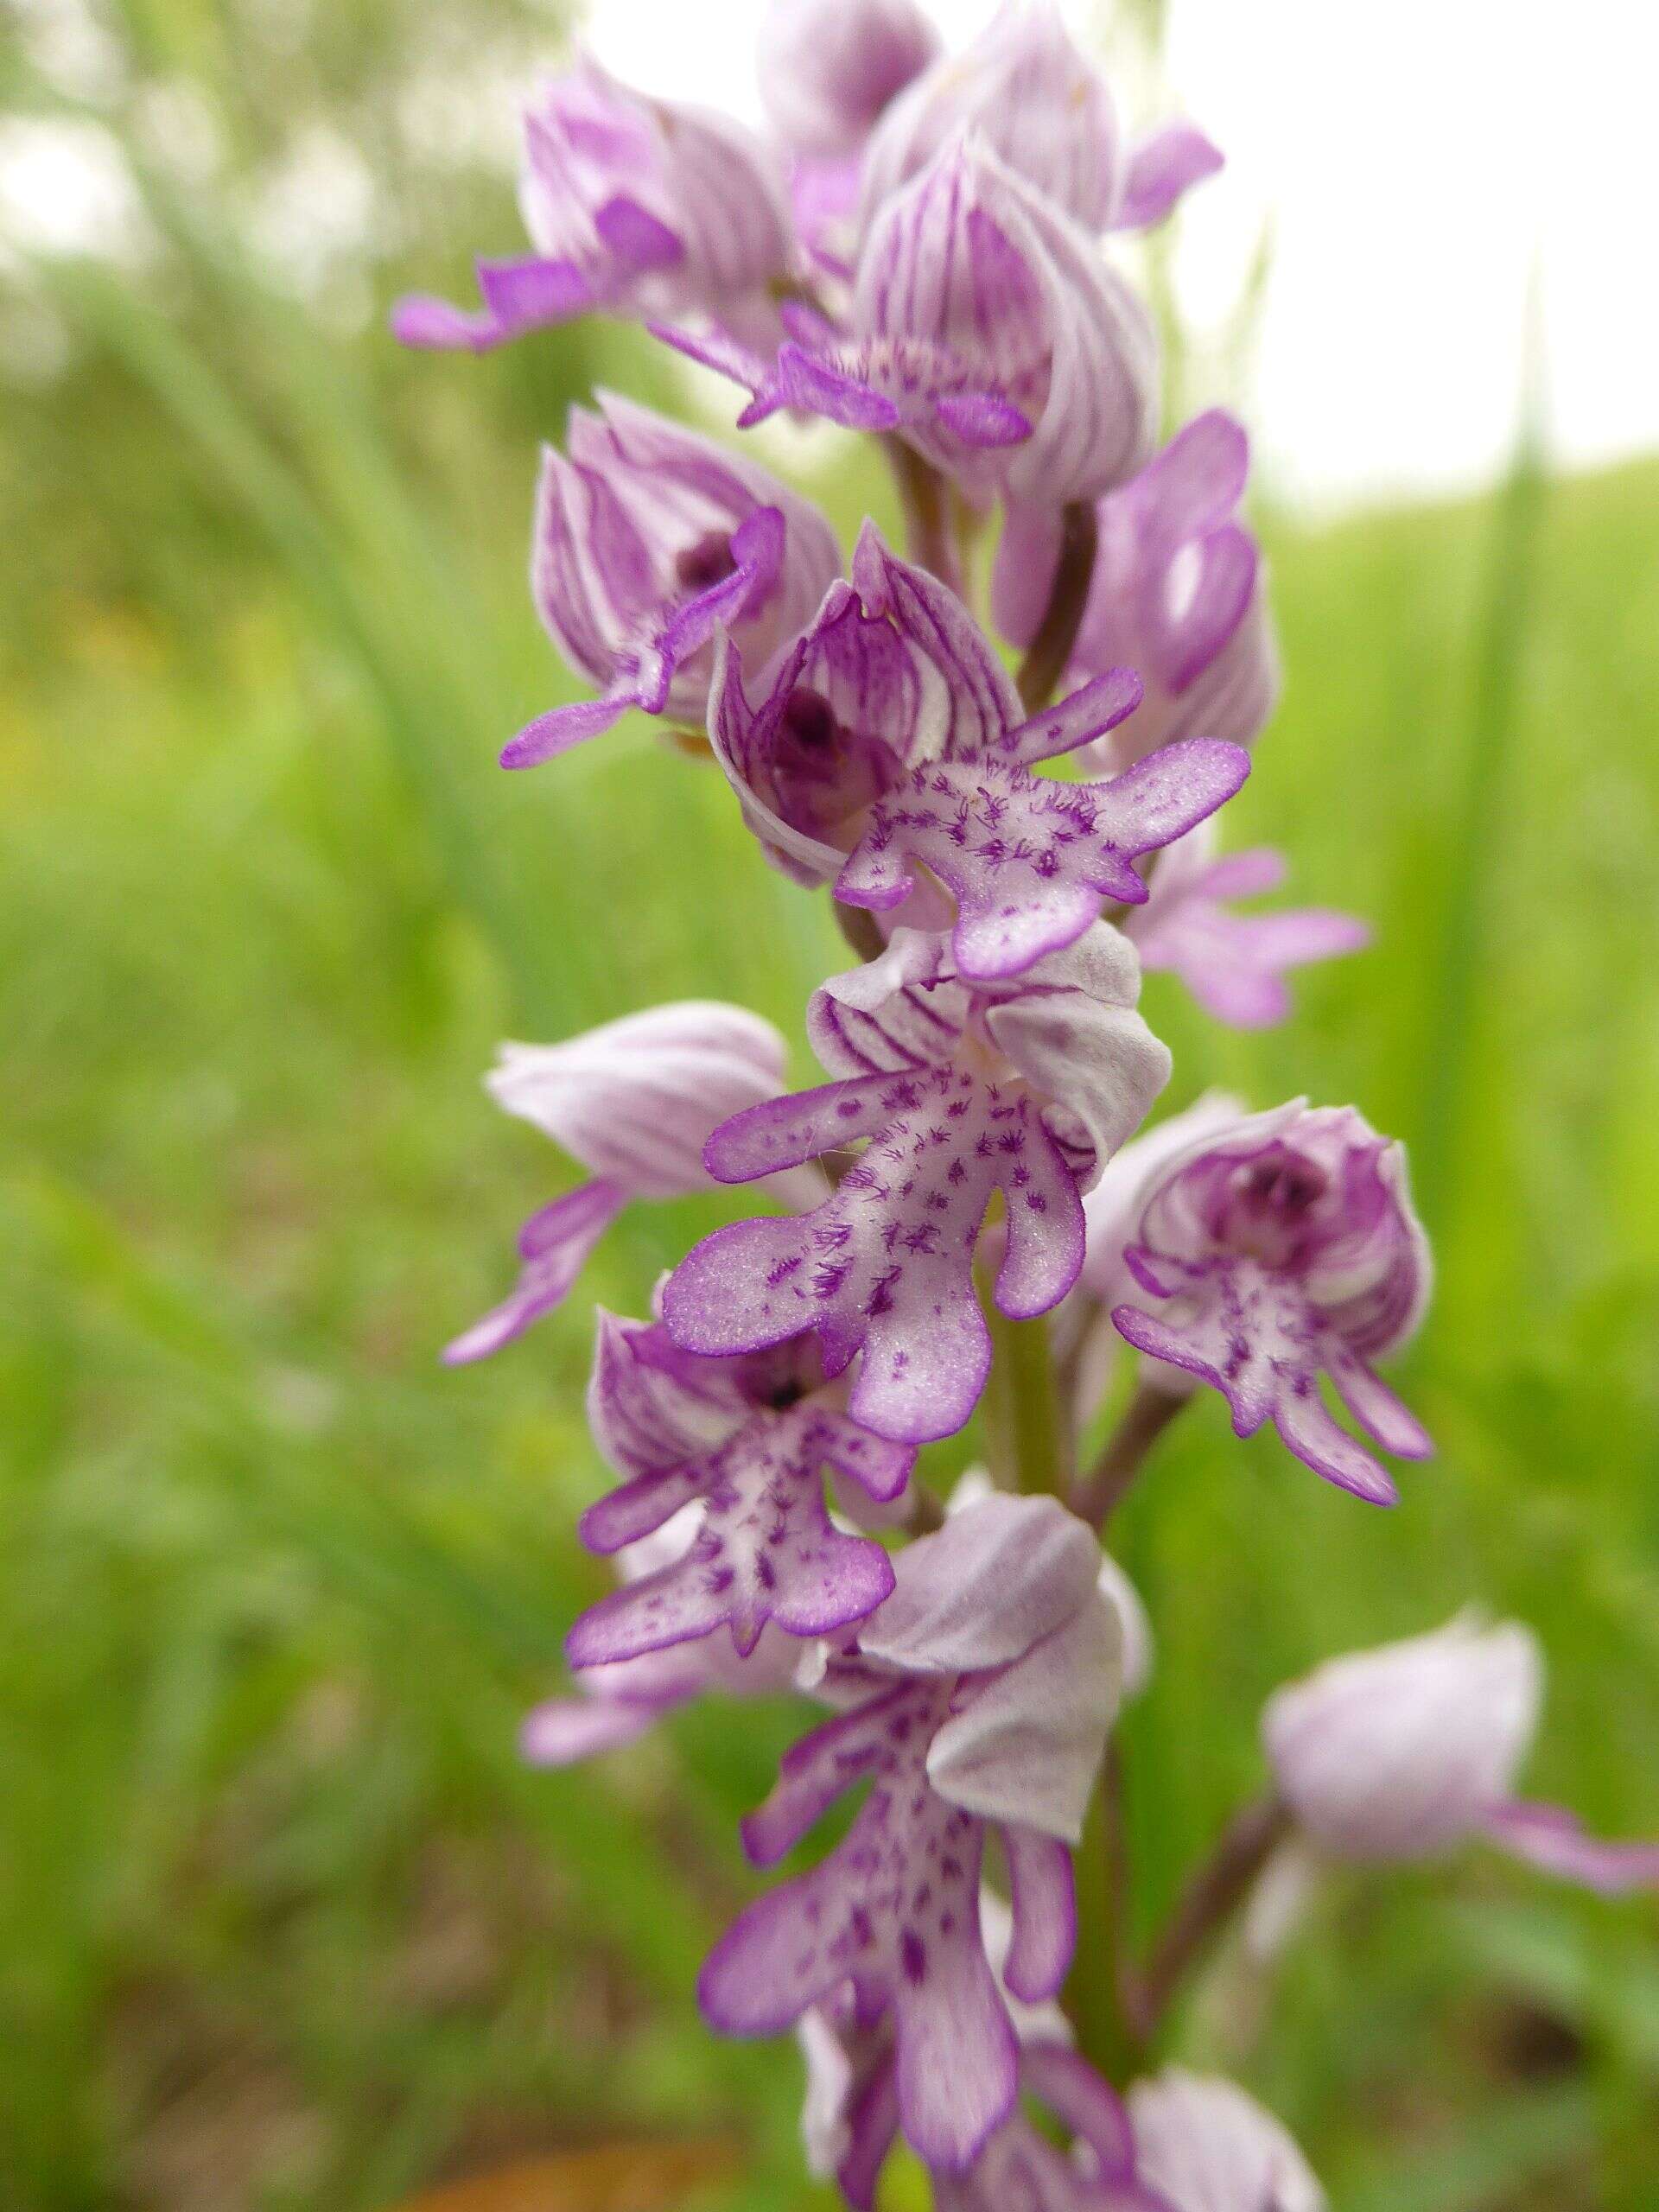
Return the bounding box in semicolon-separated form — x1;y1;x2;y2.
658;137;1159;511
1110;1102;1433;1503
1263;1616;1659;1891
394;59;793;353
858;1;1122;233
701;1494;1122;2174
996;411;1280;772
1127;2071;1325;2212
444;1003;801;1363
857;3;1220;238
759;0;941;160
502;392;840;767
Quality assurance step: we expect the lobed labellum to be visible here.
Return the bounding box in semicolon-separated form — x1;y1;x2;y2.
836;739;1251;981
664;1064;1085;1444
701;1674;1078;2173
1113;1255;1432;1504
567;1395;912;1662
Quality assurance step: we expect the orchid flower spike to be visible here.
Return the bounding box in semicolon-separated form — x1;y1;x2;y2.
1126;2071;1325;2212
711;523;1250;972
445;1003;808;1363
658;136;1159;510
664;923;1171;1444
1109;1101;1433;1503
1127;823;1370;1030
565;1313;914;1666
700;1494;1122;2174
393;59;793;353
997;411;1280;772
857;2;1221;238
521;1503;803;1769
502;393;840;767
1263;1615;1659;1892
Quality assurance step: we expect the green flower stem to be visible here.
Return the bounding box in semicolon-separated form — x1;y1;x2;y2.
982;1300;1070;1497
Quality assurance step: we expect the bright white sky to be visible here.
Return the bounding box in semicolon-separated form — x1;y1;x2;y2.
3;0;1650;508
588;0;1659;508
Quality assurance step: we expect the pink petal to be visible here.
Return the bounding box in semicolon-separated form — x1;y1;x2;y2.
568;1397;901;1661
1485;1801;1659;1895
442;1179;626;1363
519;1693;662;1765
1114;121;1225;231
1000;1827;1077;2002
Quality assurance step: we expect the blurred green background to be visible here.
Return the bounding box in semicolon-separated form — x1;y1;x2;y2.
3;3;1658;2209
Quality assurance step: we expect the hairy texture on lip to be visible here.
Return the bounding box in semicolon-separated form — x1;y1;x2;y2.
664;928;1167;1444
503;391;841;765
569;1314;911;1661
837;738;1249;980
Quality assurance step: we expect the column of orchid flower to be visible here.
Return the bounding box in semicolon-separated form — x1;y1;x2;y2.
399;5;1659;2204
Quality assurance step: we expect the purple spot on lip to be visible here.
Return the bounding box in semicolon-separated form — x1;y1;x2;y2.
900;1929;926;1985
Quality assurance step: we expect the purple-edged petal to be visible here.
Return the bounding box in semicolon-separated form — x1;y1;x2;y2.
585;1311;756;1480
891;1910;1020;2172
503;504;789;767
569;1395;905;1661
486;1002;789;1195
836;740;1249;980
1003;667;1145;767
1484;1802;1659;1895
1159;524;1259;694
516;395;841;760
443;1179;626;1363
853;137;1158;505
838;2051;903;2210
668;1066;1084;1444
1020;2044;1138;2179
995;408;1278;767
701;1688;1019;2170
1111;1267;1402;1505
391;255;600;352
1113;122;1224;232
999;1827;1077;2002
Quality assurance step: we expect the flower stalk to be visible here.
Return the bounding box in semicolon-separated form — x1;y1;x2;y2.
1073;1377;1190;1529
1016;498;1100;713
